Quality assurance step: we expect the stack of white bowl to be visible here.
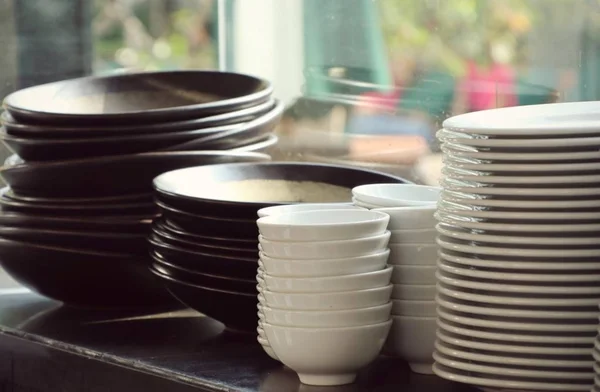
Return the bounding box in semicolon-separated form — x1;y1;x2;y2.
255;205;394;386
433;102;600;391
594;308;600;392
352;184;441;374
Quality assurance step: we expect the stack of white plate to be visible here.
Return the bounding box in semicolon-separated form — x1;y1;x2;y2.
433;101;600;391
594;308;600;392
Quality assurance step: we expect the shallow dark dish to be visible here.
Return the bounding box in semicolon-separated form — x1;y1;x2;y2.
150;267;258;332
1;99;275;137
160;218;256;249
156;201;258;238
151;259;257;293
148;236;257;279
1;151;271;197
152;220;257;258
0;226;147;254
4;188;153;205
0;212;153;233
3;71;272;125
153;161;408;217
2;103;281;161
0;237;174;308
230;133;278;154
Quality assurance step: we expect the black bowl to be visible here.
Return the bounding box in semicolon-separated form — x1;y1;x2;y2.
1;151;271;197
4;71;272;125
152;220;258;259
151;258;256;293
150;267;258;332
156;201;258;239
159;218;256;250
2;103;281;161
153;162;409;217
148;236;257;279
1;99;275;137
231;134;278;154
0;237;174;309
0;226;147;254
0;212;152;233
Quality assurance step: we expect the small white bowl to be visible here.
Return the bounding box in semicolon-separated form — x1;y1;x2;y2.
260;266;393;293
391;265;437;285
388;243;438;266
262;285;393;311
257;209;390;242
392;284;437;300
352;197;383;209
353;184;441;208
259;231;391;259
263;320;392;385
257;335;280;361
389;228;437;244
391;299;437;317
259;250;390;278
373;205;436;230
261;302;392;328
257;203;364;218
383;315;436;374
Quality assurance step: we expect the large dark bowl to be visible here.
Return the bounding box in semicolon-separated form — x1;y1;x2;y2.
156;201;258;239
150;267;258;333
160;218;256;250
151;258;257;293
0;237;174;309
1;151;271;197
152;220;257;259
153;162;409;217
3;71;272;125
0;212;153;233
1;99;275;137
148;236;257;279
1;103;281;161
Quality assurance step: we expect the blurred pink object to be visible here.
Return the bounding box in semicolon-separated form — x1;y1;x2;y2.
461;61;517;111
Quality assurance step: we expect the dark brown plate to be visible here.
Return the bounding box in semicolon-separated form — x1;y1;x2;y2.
0;212;153;233
1;151;271;197
153;161;408;217
1;99;275;137
2;103;281;161
159;218;256;249
0;237;174;309
4;188;152;205
3;71;272;125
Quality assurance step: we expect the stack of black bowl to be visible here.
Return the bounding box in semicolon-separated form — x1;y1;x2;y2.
148;162;408;332
0;71;282;309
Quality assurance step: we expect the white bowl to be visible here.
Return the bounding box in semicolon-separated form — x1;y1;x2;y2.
383;315;437;374
389;228;437;244
261;302;392;327
257;209;390;242
391;299;437;317
388;243;438;266
391;265;437;285
259;250;390;278
257;335;280;361
257;203;365;218
263;320;392;385
392;284;437;300
261;285;393;310
352;184;441;208
260;266;393;293
373;205;436;230
352;197;383;209
259;232;391;259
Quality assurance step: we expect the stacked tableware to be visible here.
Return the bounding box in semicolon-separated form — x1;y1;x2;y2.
352;184;441;374
0;70;281;308
433;101;600;391
594;310;600;392
255;208;393;386
148;162;407;333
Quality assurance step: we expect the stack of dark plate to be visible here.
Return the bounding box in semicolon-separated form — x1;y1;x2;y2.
0;71;282;309
148;161;408;332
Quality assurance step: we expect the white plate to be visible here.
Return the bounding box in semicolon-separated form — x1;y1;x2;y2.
438;199;600;221
443;156;600;172
442;101;600;135
436;329;592;356
436;270;600;295
436;223;600;246
442;191;600;209
436;317;596;345
435;211;600;233
438;250;600;271
433;362;593;392
440;177;600;197
438;128;600;148
443;166;600;184
441;142;600;161
436;282;600;307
